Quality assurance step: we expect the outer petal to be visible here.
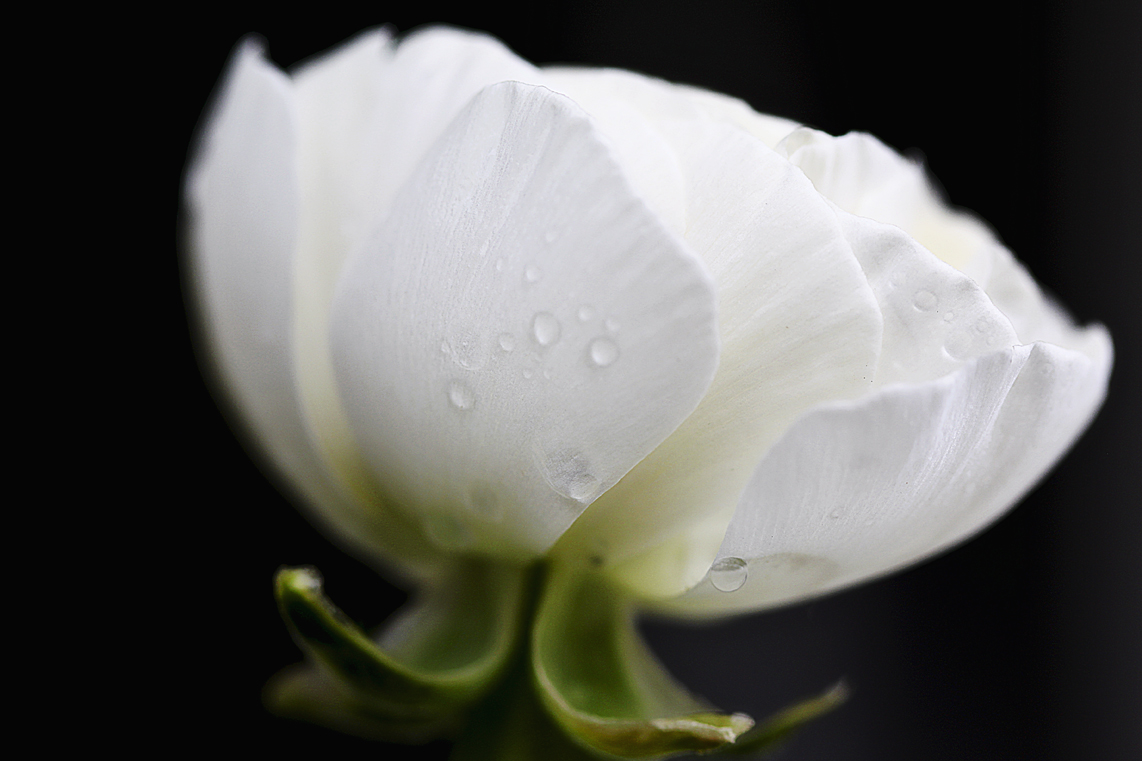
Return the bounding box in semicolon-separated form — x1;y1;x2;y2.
285;28;542;567
660;335;1112;617
556;112;883;599
330;82;719;560
185;40;441;575
674;84;800;149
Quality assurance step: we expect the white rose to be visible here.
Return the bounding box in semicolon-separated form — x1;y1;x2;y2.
185;26;1112;756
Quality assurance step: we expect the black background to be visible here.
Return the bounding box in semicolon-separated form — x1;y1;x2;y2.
148;2;1138;758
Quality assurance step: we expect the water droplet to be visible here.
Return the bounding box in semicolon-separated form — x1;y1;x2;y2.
943;331;973;361
604;317;621;333
577;305;596;322
498;333;516;352
447;381;475;411
522;368;534;379
423;514;473;549
539;448;599;502
544;229;559;243
532;312;561;346
709;557;748;592
495;258;505;272
588;337;619;367
829;509;841;519
524;265;542;284
913;289;938;311
543;368;554;380
466;483;504;522
943;310;956;323
476;240;491;257
889;271;906;288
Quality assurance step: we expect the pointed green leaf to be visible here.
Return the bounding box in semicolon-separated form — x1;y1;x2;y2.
270;560;529;729
714;682;849;756
532;566;754;758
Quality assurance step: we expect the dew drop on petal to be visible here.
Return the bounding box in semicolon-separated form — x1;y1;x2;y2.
524;265;542;284
577;305;596;322
495;258;505;272
544;229;558;243
943;310;956;323
913;289;938;311
447;381;475;411
498;333;516;352
588;337;619;367
522;368;534;379
604;317;621;333
709;557;748;592
532;312;561;346
423;514;473;549
539;448;600;502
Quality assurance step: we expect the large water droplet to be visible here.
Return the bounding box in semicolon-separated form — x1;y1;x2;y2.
498;333;516;352
524;265;542;284
943;310;956;323
913;289;938;311
588;337;619;367
423;514;473;549
709;557;748;592
466;483;504;522
578;305;596;322
539;448;599;502
447;381;475;411
532;312;561;346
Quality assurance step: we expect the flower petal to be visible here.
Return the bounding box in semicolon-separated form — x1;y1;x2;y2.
558;116;882;596
330;81;719;559
287;25;540;559
659;335;1112;617
674;84;800;149
834;209;1021;386
184;38;443;577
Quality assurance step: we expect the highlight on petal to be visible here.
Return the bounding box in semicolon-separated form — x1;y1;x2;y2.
659;335;1112;617
531;567;754;758
184;37;443;578
268;561;530;737
674;84;800;149
557;116;882;599
330;81;719;560
835;209;1020;387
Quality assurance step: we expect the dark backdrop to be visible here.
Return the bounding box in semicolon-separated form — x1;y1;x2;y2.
155;2;1139;758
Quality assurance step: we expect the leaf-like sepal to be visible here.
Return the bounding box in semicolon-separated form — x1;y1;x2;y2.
713;682;848;756
269;561;528;734
531;566;754;758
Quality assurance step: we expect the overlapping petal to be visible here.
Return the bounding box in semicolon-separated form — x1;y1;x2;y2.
185;39;442;576
330;81;719;560
660;335;1111;616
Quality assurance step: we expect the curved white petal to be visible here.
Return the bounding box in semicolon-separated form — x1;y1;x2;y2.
541;67;692;235
330;82;719;560
558;117;883;597
674;84;800;149
780;127;1002;284
288;28;541;537
658;334;1112;617
185;40;443;577
835;210;1020;386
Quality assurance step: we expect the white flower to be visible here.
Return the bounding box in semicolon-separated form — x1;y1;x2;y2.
184;25;1112;755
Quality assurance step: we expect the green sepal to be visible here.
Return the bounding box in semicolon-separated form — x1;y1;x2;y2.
713;682;849;756
532;566;754;758
269;560;529;733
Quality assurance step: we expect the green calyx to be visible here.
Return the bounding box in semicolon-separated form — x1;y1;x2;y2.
266;560;845;758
